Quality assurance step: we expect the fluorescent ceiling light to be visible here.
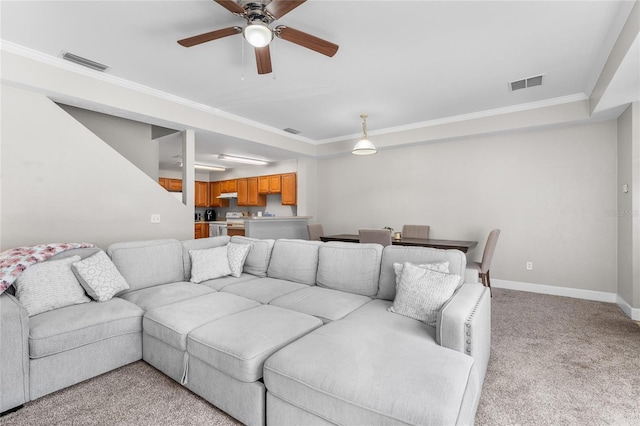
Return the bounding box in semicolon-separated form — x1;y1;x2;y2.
194;163;226;171
217;154;269;166
179;161;226;171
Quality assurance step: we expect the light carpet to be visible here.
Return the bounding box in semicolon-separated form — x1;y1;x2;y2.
3;288;639;425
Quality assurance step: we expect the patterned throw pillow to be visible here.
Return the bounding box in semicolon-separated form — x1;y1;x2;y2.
14;255;91;316
227;242;251;278
388;262;460;326
71;251;130;302
189;246;231;283
393;261;449;286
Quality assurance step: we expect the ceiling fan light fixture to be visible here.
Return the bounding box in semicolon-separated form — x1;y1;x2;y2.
243;21;273;47
352;114;378;155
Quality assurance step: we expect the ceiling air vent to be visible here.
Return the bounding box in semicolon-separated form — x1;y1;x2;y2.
509;74;544;92
283;128;301;134
60;51;110;72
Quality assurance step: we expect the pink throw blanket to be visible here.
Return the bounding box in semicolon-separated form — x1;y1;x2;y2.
0;243;96;295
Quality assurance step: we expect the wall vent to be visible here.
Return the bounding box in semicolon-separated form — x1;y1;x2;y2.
283;128;301;134
60;51;110;72
509;74;544;91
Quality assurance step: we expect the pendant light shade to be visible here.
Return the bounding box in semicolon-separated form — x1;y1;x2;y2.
352;114;377;155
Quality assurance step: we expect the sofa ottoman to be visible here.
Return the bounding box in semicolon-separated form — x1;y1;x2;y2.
142;292;260;383
264;302;478;425
186;305;323;426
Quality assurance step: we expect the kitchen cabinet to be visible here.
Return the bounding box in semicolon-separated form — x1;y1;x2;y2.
281;173;297;205
237;177;266;206
194;222;209;239
258;175;281;194
158;178;182;192
220;179;237;193
247;177;266;206
226;228;245;237
209;181;229;208
236;178;248;206
195;181;209;207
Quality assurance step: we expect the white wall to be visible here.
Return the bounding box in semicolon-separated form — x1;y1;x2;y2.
59;104;159;181
317;120;618;294
0;84;193;250
617;102;640;312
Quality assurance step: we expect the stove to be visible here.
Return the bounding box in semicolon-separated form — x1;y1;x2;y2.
226;212;245;230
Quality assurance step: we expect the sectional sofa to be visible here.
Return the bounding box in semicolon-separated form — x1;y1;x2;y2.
1;236;491;425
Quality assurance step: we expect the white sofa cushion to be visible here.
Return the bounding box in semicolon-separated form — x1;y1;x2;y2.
189;246;231;283
267;239;322;285
388;262;460;327
230;236;275;277
317;242;382;296
15;256;90;316
71;251;129;302
181;236;230;281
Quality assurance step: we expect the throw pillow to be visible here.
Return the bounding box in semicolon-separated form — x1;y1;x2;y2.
189;246;231;283
388;262;459;326
393;261;449;286
227;242;251;278
14;255;91;316
71;251;130;302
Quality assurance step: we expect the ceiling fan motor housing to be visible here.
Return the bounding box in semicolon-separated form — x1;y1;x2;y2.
242;1;275;24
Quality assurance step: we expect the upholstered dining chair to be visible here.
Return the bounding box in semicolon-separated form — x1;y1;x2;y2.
468;229;501;295
359;229;393;247
402;225;430;239
307;224;325;241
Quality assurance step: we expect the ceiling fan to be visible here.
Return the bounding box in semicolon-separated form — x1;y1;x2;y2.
177;0;339;75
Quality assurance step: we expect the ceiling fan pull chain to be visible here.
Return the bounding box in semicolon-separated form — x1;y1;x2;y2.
240;35;246;82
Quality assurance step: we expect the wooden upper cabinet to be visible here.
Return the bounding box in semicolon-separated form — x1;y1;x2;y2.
220;179;237;193
259;175;282;194
236;178;248;206
158;178;182;192
167;179;183;192
281;173;297;205
194;181;209;207
209;181;229;207
247;177;266;206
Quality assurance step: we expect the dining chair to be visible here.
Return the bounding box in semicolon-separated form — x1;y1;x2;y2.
402;225;430;239
359;229;393;247
468;229;501;295
307;224;325;241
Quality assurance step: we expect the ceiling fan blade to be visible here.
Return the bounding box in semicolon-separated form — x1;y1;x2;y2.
177;26;241;47
214;0;245;15
255;46;273;74
276;26;339;57
266;0;306;19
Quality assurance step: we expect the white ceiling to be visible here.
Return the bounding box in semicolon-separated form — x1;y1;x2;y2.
1;1;637;170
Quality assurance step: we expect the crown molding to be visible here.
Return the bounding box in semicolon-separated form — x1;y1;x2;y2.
317;93;589;145
0;40;316;145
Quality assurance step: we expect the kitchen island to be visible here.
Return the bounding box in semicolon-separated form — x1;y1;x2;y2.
244;216;311;240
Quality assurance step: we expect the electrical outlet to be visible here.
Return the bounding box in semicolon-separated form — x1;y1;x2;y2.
151;214;161;224
526;262;533;271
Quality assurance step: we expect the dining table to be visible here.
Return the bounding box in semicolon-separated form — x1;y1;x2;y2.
319;234;478;253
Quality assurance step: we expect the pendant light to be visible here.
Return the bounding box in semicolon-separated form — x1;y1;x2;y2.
352;114;377;155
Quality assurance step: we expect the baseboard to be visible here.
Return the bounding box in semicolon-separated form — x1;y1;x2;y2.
491;279;640;321
491;279;618;303
616;295;640;321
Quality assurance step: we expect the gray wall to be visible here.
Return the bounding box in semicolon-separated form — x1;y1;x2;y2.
0;84;193;250
316;120;618;293
59;104;159;181
617;102;640;309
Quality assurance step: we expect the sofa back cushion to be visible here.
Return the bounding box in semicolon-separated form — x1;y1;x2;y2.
317;242;382;297
230;236;275;277
377;246;467;300
107;239;184;292
267;239;323;285
181;236;231;281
